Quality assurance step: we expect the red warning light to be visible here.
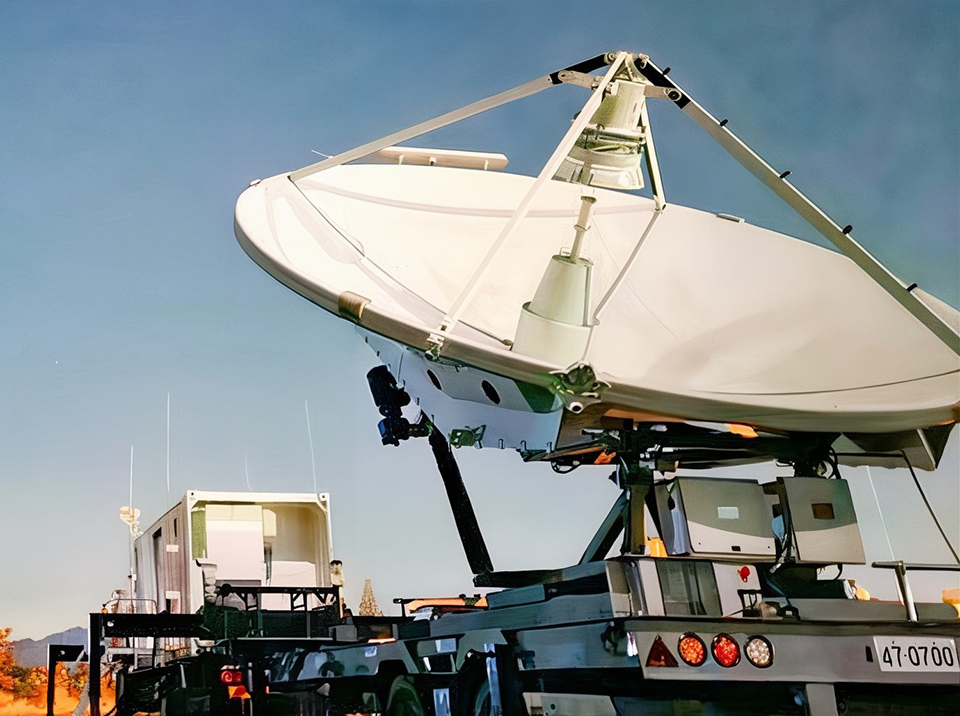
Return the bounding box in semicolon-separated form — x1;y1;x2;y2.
711;634;740;668
677;633;706;666
737;566;751;582
645;635;679;667
220;667;243;685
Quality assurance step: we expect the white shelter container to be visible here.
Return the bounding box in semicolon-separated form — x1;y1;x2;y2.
134;491;333;614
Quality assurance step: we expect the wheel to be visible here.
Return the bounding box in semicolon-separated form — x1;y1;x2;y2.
450;654;494;716
384;674;427;716
466;678;491;716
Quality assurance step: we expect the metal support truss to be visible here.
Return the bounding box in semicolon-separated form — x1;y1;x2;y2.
289;53;616;182
579;492;628;564
428;52;631;351
428;429;495;577
631;55;960;356
288;49;959;356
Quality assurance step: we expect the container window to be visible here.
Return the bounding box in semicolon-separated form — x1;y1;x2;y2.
191;506;207;559
811;503;835;520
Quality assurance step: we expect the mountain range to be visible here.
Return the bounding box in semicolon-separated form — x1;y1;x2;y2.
11;627;86;668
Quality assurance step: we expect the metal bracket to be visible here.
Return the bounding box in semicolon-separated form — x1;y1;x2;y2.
642;84;681;100
422;344;465;368
555;70;601;89
425;333;445;360
549;362;609;413
450;424;486;448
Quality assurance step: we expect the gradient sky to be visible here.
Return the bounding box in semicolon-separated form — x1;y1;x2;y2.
1;1;958;639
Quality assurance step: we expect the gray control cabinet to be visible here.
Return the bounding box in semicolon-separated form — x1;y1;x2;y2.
654;477;776;560
780;477;865;564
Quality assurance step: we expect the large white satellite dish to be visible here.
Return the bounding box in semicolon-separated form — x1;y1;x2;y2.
235;52;959;469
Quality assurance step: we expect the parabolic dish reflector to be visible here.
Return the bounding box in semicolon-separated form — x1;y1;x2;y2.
235;52;958;464
236;164;958;431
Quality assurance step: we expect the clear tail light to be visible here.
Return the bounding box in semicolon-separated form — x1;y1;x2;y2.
744;636;773;668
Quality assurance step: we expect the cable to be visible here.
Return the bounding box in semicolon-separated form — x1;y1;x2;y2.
826;447;841;478
901;450;960;564
769;494;794;574
821;563;843;581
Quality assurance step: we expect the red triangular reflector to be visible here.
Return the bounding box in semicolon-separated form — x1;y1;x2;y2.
646;635;679;667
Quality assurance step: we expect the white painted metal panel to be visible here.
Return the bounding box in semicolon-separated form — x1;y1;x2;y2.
205;504;266;584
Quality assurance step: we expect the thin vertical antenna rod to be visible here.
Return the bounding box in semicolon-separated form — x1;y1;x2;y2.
128;444;136;601
901;451;960;564
244;453;253;492
866;466;896;561
305;400;318;494
165;393;171;502
129;444;134;509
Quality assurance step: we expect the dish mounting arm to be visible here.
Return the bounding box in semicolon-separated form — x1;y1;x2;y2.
632;55;960;356
289;53;618;182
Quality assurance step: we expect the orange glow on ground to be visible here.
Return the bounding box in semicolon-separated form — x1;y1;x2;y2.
0;674;114;716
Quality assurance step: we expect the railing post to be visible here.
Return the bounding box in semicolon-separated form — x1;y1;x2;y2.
88;613;101;716
45;645;56;716
892;561;919;622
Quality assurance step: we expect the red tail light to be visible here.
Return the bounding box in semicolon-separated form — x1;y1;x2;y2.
220;667;243;685
711;634;740;667
677;633;706;667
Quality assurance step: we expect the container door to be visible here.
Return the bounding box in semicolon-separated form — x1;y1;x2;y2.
204;504;266;585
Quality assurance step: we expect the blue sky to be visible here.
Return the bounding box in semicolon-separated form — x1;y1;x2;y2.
1;1;957;638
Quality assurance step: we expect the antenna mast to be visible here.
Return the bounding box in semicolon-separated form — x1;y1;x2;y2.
305;400;319;495
122;444;138;600
165;393;171;502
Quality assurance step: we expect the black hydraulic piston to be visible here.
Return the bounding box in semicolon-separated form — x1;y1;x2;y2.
366;365;493;577
428;429;494;577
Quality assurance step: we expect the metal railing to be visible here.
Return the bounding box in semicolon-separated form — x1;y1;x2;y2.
871;561;960;622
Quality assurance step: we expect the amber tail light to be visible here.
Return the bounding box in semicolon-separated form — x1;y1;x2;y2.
677;633;707;667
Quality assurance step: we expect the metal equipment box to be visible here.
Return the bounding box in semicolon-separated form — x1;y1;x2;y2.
780;477;866;564
653;477;777;560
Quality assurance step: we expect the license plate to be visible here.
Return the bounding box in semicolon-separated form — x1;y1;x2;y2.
873;637;959;672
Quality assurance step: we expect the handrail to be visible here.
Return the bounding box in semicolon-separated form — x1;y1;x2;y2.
102;598;158;615
871;560;960;622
